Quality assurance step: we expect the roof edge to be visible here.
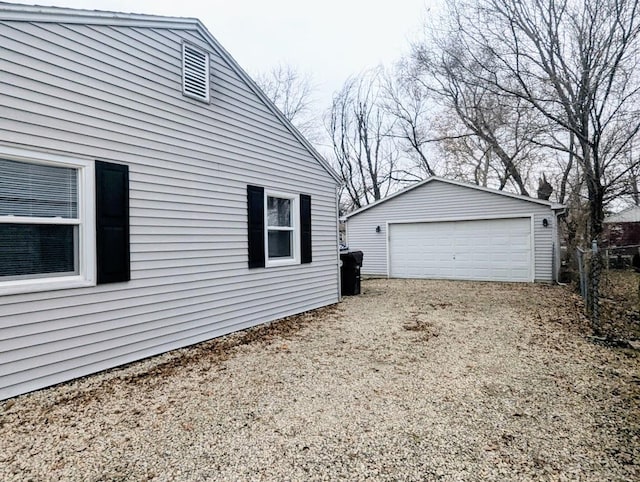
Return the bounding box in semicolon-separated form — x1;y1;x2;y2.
0;2;197;27
345;176;565;219
604;205;640;223
0;3;341;184
193;23;341;184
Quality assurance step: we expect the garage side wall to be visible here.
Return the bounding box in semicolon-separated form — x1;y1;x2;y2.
345;180;554;281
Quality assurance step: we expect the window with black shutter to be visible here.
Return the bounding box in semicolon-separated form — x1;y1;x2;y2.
247;185;312;268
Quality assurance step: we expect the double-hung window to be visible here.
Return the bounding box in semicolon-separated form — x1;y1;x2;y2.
0;148;95;295
247;185;312;268
266;192;298;264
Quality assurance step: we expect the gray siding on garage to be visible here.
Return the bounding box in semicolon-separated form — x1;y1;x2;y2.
345;180;555;281
0;16;339;400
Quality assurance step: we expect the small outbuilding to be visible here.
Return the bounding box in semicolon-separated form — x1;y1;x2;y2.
344;177;564;283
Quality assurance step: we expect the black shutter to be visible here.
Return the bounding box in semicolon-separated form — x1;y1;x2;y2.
300;194;312;264
96;161;130;284
247;185;265;268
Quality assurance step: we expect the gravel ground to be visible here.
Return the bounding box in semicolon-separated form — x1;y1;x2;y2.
1;279;639;481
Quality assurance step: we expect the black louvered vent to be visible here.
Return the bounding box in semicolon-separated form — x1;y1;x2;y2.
183;44;210;102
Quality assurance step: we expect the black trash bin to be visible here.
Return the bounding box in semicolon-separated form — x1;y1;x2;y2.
340;251;364;296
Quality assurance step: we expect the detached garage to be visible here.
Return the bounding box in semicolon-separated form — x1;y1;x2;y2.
344;177;565;283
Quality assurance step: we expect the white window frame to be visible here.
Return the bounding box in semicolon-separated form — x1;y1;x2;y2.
264;190;299;267
0;146;96;296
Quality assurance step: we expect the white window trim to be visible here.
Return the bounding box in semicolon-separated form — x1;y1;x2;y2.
264;190;299;267
0;146;96;296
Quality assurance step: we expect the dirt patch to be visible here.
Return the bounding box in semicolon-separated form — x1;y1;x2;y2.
1;280;638;481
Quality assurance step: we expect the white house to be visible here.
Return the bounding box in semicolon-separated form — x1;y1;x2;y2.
0;4;341;400
344;177;564;283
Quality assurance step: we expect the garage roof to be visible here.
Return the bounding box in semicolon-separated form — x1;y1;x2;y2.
344;176;565;219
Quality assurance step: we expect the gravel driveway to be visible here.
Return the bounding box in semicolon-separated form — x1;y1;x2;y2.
1;279;639;481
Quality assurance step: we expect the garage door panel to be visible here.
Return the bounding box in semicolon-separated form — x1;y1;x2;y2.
389;218;532;282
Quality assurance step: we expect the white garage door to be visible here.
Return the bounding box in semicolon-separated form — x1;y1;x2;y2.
389;217;532;282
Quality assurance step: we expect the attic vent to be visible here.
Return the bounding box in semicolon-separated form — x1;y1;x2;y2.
182;44;210;102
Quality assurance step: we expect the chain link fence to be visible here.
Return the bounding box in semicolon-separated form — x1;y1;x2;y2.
576;241;640;340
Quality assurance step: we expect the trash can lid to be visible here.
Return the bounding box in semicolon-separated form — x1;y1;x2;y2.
340;250;363;263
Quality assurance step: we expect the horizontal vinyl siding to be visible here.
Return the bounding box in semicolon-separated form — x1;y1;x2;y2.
0;24;325;177
0;21;339;400
346;180;554;281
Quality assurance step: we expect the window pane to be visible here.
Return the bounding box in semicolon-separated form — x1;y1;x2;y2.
268;230;292;258
267;197;291;227
0;159;78;218
0;224;77;278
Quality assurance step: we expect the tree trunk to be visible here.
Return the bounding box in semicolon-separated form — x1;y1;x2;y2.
585;144;606;333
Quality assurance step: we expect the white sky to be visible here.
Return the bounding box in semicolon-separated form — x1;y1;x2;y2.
2;0;440;108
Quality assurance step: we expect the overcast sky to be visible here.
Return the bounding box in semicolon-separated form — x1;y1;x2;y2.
3;0;440;108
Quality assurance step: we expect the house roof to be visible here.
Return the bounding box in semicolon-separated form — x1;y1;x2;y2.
0;2;342;184
344;176;565;219
604;205;640;223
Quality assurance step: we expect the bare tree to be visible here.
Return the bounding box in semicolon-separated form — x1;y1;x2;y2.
382;64;441;179
326;69;400;211
432;113;511;188
409;32;549;196
442;0;640;238
435;0;640;327
604;133;640;205
254;63;319;140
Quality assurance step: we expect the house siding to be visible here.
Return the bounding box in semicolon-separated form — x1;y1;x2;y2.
0;20;339;400
345;180;555;282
